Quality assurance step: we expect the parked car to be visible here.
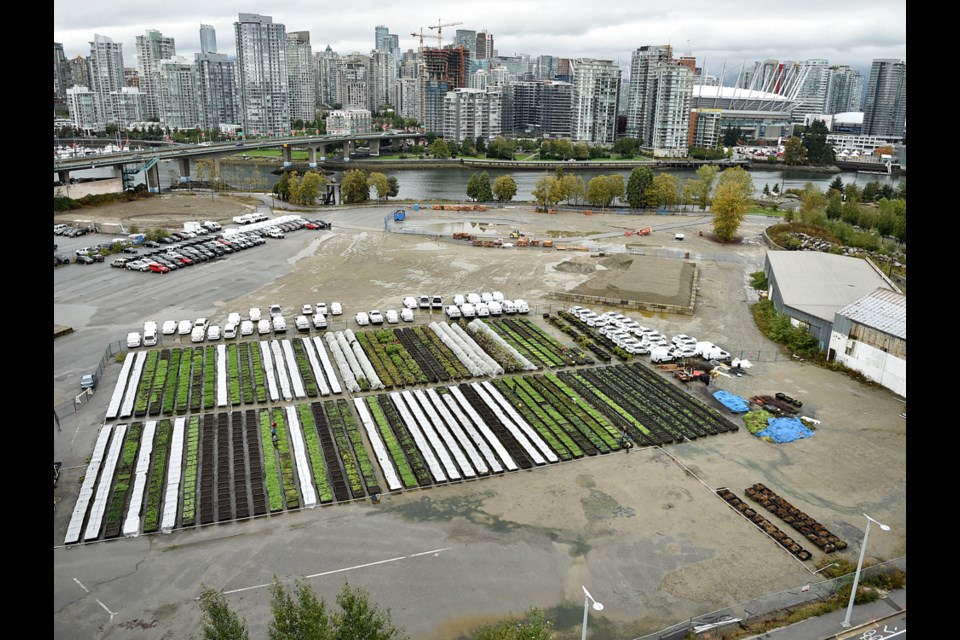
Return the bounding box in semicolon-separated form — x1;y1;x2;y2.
127;332;142;348
161;320;177;335
76;255;95;265
385;309;399;324
445;305;462;319
257;319;272;335
269;304;283;318
79;373;98;392
330;302;343;316
316;302;328;316
240;320;254;336
177;319;193;335
672;334;697;347
54;254;71;265
272;316;287;333
227;312;241;326
206;325;221;341
400;308;414;322
368;309;384;325
148;262;170;274
402;296;419;309
302;304;313;316
355;312;370;326
223;322;237;339
313;313;328;329
295;315;311;331
249;307;262;322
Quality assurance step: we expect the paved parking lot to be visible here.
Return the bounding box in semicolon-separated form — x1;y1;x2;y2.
53;196;905;640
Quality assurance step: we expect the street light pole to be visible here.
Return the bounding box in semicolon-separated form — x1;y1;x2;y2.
841;513;890;628
580;585;604;640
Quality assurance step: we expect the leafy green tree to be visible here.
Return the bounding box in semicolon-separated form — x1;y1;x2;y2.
460;137;476;156
857;207;879;230
198;585;249;640
470;608;553;640
475;136;486;154
493;176;517;202
801;119;835;164
487;136;516;160
843;182;860;202
368;172;389;202
783;136;806;165
828;176;844;194
466;174;482;201
274;171;294;202
341;169;370;204
626;166;654;209
532;176;562;210
650;173;680;211
475;171;493;201
294;171;325;205
612;137;641;158
861;181;880;202
269;577;332;640
688;165;719;210
586;175;623;210
428;139;450;158
722;125;744;147
387;176;400;199
772;183;780;195
333;583;407;640
711;166;754;241
841;201;862;225
763;184;771;196
826;191;843;220
560;175;585;205
573;142;591;160
798;182;827;226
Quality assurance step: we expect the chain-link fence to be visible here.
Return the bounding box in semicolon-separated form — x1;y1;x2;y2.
632;556;906;640
54;340;126;430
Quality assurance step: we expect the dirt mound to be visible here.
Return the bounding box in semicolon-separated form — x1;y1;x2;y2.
554;256;599;274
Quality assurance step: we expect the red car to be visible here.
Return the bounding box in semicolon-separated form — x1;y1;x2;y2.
304;222;320;230
176;256;194;265
148;262;170;274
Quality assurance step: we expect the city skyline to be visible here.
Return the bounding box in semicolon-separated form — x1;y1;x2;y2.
53;0;905;82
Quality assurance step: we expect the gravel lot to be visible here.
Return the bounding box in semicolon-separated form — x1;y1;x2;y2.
53;193;906;640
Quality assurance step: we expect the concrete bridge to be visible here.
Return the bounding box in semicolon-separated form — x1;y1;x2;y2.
52;131;423;192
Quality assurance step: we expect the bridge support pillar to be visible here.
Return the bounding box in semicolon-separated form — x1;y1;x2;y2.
58;170;71;185
282;145;292;168
369;139;380;156
308;147;317;169
345;141;354;160
147;162;161;193
178;157;191;184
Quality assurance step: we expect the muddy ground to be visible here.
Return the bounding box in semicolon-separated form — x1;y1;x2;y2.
53;193;906;640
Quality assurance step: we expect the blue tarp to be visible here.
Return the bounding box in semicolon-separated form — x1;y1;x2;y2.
756;417;815;443
712;390;751;413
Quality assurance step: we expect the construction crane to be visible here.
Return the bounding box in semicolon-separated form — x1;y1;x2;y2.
427;19;462;48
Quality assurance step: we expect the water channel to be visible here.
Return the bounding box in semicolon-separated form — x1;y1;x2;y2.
64;160;904;202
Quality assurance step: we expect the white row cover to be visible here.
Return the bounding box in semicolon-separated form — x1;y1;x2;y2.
353;398;402;491
106;354;138;420
410;390;476;478
467;319;538;371
336;331;368;387
325;332;360;393
470;382;547;465
118;352;148;418
216;344;228;407
281;339;306;398
348;336;384;390
480;380;558;463
311;336;341;394
388;391;446;482
429;322;485;377
450;323;504;376
439;390;507;473
160;417;186;532
446;386;517;472
400;390;461;480
259;341;280;401
284;406;317;508
122;420;156;537
65;426;115;544
425;388;488;475
270;341;293;400
300;338;331;396
84;424;128;541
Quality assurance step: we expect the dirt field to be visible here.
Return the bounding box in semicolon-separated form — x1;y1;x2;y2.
53;193;906;640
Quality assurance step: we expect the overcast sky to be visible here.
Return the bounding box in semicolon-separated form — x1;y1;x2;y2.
53;0;906;83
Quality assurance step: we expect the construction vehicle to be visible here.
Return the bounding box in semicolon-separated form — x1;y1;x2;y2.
392;209;406;222
624;227;652;237
510;230;525;239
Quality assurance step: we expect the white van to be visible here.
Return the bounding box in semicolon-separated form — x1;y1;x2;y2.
330;302;343;316
272;316;287;333
313;313;328;329
223;322;238;339
143;327;157;347
650;346;675;363
191;326;205;343
445;305;462;319
514;299;530;314
492;291;504;302
466;292;481;305
453;294;466;307
488;301;503;316
502;300;518;314
475;302;490;317
460;303;476;318
249;307;262;322
418;296;431;309
355;312;370;326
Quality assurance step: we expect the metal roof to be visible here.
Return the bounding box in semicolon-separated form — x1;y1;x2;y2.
836;288;906;340
766;252;897;322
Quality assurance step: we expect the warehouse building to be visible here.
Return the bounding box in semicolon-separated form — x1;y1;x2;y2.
763;251;900;350
827;288;906;397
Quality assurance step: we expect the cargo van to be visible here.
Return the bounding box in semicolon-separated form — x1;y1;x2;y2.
419;296;431;309
460;303;476;318
445;305;462;319
514;299;530;314
475;302;490;317
501;300;517;314
431;295;443;309
488;301;503;316
272;316;287;333
649;346;675;363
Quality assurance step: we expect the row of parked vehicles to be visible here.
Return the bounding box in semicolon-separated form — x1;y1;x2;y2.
53;224;96;238
568;306;732;363
355;307;415;326
114;232;267;273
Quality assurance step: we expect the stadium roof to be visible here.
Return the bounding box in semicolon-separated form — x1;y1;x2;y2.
766;252;898;322
692;84;791;102
836;288;906;340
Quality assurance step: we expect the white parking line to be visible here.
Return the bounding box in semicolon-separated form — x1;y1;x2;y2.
222;546;453;596
75;577;117;621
